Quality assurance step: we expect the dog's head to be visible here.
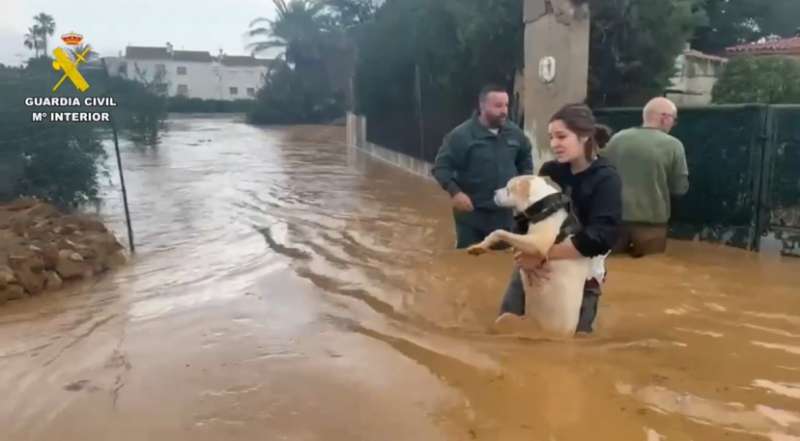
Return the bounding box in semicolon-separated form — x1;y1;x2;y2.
494;175;561;212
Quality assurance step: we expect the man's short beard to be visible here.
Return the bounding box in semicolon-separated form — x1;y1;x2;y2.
488;115;506;128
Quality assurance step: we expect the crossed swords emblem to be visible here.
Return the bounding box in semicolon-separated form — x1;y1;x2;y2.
51;45;91;93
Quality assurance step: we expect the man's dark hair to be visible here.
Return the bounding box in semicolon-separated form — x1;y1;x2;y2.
479;83;508;102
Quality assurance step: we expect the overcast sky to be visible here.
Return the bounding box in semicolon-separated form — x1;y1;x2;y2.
1;0;279;66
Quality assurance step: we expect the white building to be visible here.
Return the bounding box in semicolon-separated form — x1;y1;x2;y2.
102;44;275;101
666;45;728;106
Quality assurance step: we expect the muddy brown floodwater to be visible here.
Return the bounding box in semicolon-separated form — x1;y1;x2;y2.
1;115;799;441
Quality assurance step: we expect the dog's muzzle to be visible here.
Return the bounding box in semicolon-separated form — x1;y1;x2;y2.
494;188;515;208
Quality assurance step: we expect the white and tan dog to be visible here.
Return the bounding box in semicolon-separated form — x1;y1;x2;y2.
467;175;592;338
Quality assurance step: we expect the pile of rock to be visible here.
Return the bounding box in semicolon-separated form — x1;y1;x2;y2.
0;198;127;304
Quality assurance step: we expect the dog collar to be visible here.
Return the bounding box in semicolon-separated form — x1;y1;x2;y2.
513;193;582;244
520;193;572;223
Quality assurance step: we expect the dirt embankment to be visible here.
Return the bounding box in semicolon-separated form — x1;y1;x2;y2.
0;198;126;304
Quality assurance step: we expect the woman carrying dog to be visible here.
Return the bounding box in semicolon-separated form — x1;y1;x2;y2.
500;103;622;334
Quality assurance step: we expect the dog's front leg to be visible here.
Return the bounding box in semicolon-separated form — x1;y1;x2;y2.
491;230;549;258
466;230;505;256
467;230;547;258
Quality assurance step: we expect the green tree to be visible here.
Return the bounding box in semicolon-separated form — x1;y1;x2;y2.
119;63;169;147
1;12;169;207
712;56;800;104
691;0;800;54
247;0;327;71
246;0;347;124
691;0;765;54
588;0;707;106
356;0;706;113
321;0;381;30
355;0;523;118
247;59;344;124
351;0;524;160
0;63;107;208
761;0;800;37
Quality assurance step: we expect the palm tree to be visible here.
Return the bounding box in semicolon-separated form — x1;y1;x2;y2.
24;26;41;58
32;13;56;57
321;0;380;29
246;0;328;70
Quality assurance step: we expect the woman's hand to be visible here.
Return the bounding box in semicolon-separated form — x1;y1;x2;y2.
513;250;544;271
513;251;551;283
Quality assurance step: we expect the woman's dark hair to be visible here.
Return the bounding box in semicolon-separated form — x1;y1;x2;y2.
549;103;613;160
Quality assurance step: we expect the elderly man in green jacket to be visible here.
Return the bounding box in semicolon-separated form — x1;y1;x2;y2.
432;84;534;249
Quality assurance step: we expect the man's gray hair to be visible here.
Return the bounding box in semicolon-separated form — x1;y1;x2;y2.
643;97;677;122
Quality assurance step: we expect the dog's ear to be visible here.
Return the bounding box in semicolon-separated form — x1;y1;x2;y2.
508;177;531;202
514;178;531;202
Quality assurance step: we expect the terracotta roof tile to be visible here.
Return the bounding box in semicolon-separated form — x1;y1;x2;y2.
726;37;800;55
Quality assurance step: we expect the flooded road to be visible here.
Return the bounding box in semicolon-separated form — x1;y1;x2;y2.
1;115;799;441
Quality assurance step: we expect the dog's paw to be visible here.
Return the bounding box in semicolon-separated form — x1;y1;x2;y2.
467;244;488;256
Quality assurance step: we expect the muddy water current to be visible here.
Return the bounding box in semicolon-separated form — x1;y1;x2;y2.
1;115;798;441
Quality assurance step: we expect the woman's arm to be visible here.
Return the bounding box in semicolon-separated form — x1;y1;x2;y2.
568;173;623;258
514;237;581;271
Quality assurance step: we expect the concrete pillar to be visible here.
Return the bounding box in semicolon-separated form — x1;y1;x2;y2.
358;114;367;148
523;0;591;169
346;112;357;148
346;112;368;149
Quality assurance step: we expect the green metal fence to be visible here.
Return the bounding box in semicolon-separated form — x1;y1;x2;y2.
596;104;800;257
763;106;800;256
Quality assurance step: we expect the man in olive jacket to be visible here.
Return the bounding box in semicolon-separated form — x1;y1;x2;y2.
432;84;534;248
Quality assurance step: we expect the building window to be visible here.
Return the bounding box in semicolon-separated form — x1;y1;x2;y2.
229;87;238;96
177;66;187;75
155;64;166;74
117;62;128;77
247;88;255;97
177;84;189;96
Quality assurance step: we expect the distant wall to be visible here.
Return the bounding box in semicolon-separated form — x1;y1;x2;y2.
103;58;266;101
347;112;433;181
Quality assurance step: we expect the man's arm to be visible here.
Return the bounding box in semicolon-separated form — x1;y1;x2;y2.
669;140;690;196
432;133;464;196
515;133;535;175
